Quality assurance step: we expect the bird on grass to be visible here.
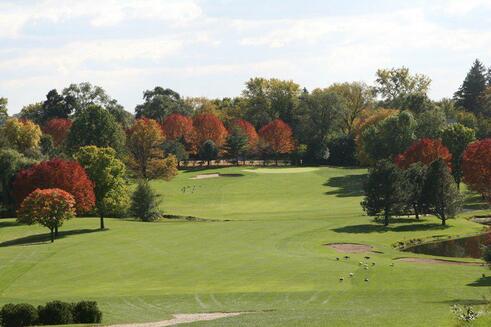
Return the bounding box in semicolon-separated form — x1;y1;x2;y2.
349;273;354;277
336;257;340;261
364;256;371;260
364;278;369;282
339;277;344;282
390;263;394;267
344;256;350;260
372;262;376;266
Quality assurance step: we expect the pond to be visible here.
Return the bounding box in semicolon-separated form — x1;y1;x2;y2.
403;231;491;259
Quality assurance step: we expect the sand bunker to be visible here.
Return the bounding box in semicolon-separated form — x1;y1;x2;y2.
190;173;244;180
242;167;319;174
396;257;482;266
109;312;243;327
326;243;373;253
191;174;220;179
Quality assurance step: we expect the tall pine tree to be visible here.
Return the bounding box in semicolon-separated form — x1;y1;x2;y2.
454;59;487;115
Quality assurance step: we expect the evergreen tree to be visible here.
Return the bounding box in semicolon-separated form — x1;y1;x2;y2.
131;180;162;222
403;163;427;220
361;160;406;226
225;126;249;164
422;159;462;226
199;140;219;166
454;59;487;114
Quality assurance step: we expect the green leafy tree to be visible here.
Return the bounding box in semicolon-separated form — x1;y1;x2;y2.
1;118;42;154
135;87;190;124
361;111;417;163
0;97;8;125
326;82;374;135
403;163;427;220
441;123;476;187
415;108;447;139
375;67;431;105
199;140;218;166
131;180;162;222
422;159;462;226
0;149;36;215
225;126;249;164
162;139;189;167
41;89;75;123
361;160;406;226
75;146;130;230
454;59;488;115
66;105;125;154
63;82;133;128
18;102;44;124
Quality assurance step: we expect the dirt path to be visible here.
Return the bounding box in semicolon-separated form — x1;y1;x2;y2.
396;257;483;266
325;243;373;253
109;312;243;327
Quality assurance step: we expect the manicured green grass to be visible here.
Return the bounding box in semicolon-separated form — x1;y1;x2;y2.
0;166;490;326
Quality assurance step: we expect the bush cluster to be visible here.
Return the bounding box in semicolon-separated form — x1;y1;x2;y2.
0;301;102;327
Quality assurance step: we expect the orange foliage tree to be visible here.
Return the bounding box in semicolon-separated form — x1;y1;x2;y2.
42;118;72;146
162;113;194;143
462;139;491;202
17;188;76;242
395;139;452;169
232;119;259;151
192;113;228;149
12;159;95;213
258;119;294;164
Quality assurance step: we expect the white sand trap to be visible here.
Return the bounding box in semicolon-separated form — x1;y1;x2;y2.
191;173;220;180
242;167;319;174
396;257;482;266
109;312;243;327
326;243;373;253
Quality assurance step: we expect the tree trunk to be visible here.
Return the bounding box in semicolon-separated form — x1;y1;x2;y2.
275;158;278;166
207;160;210;167
50;228;54;243
441;214;446;226
100;215;105;230
384;210;389;226
413;204;419;220
55;225;59;236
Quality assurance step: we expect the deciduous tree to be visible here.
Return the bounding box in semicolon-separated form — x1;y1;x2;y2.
375;67;431;105
258;119;294;164
0;97;8;125
462;139;491;202
127;118;177;180
42;118;72;147
12;159;95;214
395;138;452;170
403;163;427;220
192;113;228;149
17;188;76;242
225;126;249;164
66;105;125;153
441;124;476;187
162;113;195;150
135;87;190;124
232;119;258;151
2;118;42;154
75;146;130;229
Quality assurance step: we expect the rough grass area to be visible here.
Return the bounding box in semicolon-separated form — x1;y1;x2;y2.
0;167;490;326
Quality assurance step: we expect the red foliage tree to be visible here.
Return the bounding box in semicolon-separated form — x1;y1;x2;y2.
395;138;452;169
192;113;228;149
162;113;194;144
232;119;259;150
258;119;294;161
12;159;95;213
462;139;491;202
17;188;76;242
42;118;72;146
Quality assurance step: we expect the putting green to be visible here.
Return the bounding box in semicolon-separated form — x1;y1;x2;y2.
242;167;319;174
1;166;490;326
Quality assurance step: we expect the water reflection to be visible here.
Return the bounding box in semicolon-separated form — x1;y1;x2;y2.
404;232;491;259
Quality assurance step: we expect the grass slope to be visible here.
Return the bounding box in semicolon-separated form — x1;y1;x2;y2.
0;167;490;326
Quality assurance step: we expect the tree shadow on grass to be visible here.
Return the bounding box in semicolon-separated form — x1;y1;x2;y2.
434;299;490;305
0;228;103;247
467;276;491;287
333;223;450;234
0;220;19;228
324;174;367;197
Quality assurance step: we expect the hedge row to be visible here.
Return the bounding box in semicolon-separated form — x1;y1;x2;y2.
0;301;102;327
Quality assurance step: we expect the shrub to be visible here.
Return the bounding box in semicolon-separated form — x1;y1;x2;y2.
0;303;38;327
37;301;73;325
483;245;491;266
72;301;102;324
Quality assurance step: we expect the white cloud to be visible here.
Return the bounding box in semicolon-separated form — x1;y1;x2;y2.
0;0;202;37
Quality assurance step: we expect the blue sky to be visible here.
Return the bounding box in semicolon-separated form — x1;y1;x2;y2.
1;0;491;114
